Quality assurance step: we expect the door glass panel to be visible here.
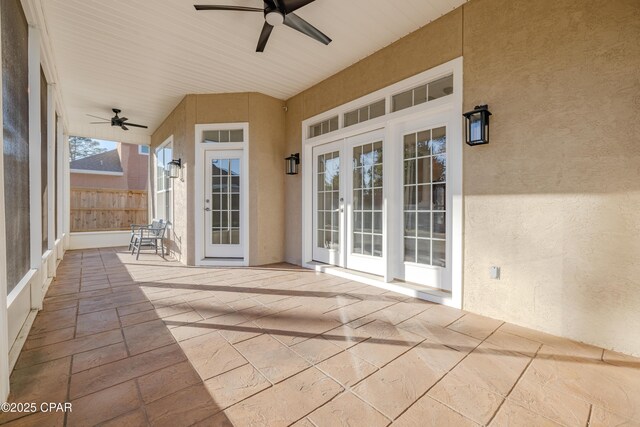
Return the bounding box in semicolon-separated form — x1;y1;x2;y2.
211;158;241;245
403;127;446;266
353;141;383;257
317;151;340;250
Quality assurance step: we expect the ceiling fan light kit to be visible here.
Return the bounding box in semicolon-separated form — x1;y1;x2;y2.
265;11;285;26
194;0;331;52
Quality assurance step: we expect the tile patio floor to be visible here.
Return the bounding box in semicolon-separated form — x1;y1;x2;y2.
1;248;640;426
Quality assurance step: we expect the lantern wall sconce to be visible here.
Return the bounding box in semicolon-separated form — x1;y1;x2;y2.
168;158;182;179
285;153;300;175
463;104;492;146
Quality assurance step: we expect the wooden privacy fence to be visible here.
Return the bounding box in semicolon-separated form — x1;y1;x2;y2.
70;188;148;232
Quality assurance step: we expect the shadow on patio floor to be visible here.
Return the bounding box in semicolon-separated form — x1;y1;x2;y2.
2;247;640;426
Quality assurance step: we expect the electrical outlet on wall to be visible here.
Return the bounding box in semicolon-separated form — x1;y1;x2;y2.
490;266;501;280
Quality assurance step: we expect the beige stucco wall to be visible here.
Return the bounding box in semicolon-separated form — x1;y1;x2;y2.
151;93;286;266
151;97;188;263
283;0;640;355
462;0;640;355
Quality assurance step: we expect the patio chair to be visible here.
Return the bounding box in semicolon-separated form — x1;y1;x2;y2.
129;219;164;251
131;221;168;260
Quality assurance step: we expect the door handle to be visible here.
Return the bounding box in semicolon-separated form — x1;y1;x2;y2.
204;208;211;212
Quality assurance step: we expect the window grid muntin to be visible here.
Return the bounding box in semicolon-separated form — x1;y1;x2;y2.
352;141;383;258
309;116;339;138
211;158;241;245
344;99;386;128
156;143;173;223
202;129;244;143
403;126;446;267
316;151;340;250
307;74;454;140
392;74;454;113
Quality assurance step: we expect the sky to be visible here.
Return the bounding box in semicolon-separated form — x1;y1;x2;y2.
94;138;117;151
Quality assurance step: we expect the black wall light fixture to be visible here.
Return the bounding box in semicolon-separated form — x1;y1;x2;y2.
168;158;182;179
463;104;492;146
285;153;300;175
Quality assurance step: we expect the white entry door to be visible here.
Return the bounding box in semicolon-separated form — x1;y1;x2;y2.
311;130;386;276
204;150;244;258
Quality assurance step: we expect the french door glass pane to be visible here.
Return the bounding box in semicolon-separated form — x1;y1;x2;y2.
403;127;446;266
317;151;340;250
211;158;241;245
353;141;383;257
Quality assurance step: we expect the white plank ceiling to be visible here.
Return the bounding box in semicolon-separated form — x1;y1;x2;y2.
41;0;465;143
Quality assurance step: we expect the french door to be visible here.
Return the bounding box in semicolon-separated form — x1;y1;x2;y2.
393;114;452;290
345;130;385;275
204;150;244;258
312;130;385;276
310;114;454;291
312;140;343;266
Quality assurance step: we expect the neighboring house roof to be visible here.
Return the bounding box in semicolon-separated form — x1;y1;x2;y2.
70;149;123;173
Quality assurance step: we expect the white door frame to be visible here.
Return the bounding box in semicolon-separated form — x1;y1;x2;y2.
301;57;463;308
0;4;10;403
194;123;249;266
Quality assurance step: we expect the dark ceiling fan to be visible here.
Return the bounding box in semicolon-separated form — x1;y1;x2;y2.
88;109;148;131
194;0;331;52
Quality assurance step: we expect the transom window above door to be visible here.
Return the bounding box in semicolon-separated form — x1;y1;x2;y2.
392;74;453;112
203;129;244;143
309;116;338;138
307;72;454;140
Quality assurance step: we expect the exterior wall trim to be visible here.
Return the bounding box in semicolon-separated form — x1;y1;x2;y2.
47;84;55;259
0;3;10;404
28;25;43;309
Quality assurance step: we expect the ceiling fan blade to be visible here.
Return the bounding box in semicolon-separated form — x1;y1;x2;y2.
89;122;110;124
87;114;110;121
120;117;128;122
121;124;129;131
256;22;274;52
280;0;315;13
194;5;264;12
283;13;331;45
123;122;148;129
